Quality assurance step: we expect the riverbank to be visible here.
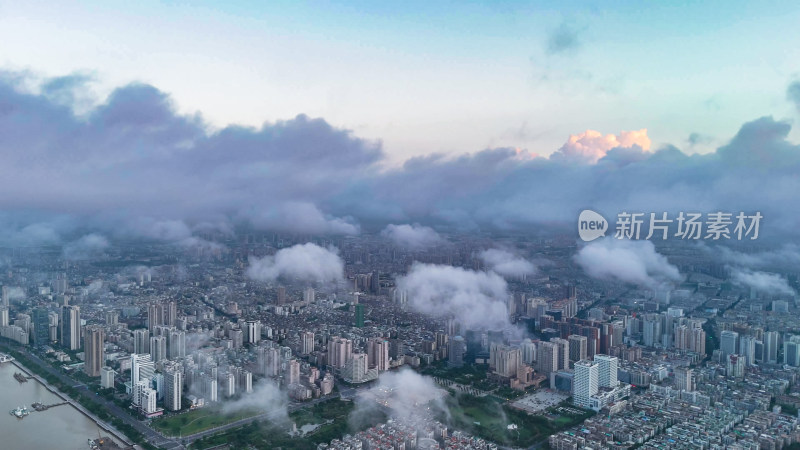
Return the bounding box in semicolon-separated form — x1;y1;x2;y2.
9;359;134;447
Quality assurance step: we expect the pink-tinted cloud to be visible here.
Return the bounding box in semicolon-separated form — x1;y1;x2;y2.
554;128;651;163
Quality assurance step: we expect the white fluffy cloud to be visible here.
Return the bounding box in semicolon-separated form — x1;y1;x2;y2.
574;238;682;288
380;224;444;250
478;248;537;278
351;368;447;427
246;243;344;284
397;262;511;330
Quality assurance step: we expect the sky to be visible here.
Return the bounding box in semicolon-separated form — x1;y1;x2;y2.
1;1;800;248
2;0;800;162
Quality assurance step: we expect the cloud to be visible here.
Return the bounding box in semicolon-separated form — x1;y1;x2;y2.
546;23;582;55
1;74;800;245
246;243;344;284
478;248;537;278
700;243;800;272
4;286;25;302
574;238;682;288
63;233;109;260
219;378;288;421
350;368;447;428
788;80;800;113
551;129;651;164
380;224;444;250
397;263;512;330
243;202;359;236
730;268;794;296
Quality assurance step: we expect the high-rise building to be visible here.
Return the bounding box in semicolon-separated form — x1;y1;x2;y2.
105;310;119;326
239;369;253;394
367;338;390;372
720;330;739;359
164;367;182;411
784;335;800;367
60;305;80;351
277;286;286;305
150;336;167;362
84;326;105;377
727;354;746;378
643;315;661;347
690;327;706;355
739;335;757;366
169;330;186;358
354;304;365;328
674;367;694;392
550;338;569;371
764;331;780;364
32;307;51;346
244;321;261;345
133;329;150;354
131;353;155;384
568;335;588;367
1;285;9;307
0;306;9;327
301;331;315;355
448;336;466;368
303;287;315;305
342;353;377;383
521;339;536;365
494;346;521;378
573;360;599;409
257;345;281;377
594;354;618;388
286;359;301;385
203;376;218;402
221;372;236;398
164;301;177;327
327;337;353;369
101;367;115;389
536;341;558;376
147;303;164;332
48;311;58;341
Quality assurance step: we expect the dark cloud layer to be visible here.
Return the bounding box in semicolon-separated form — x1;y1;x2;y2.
1;74;800;245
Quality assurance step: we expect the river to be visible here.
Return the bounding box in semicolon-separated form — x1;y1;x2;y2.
0;359;119;449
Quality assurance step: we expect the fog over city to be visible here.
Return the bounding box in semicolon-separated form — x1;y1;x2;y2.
2;3;800;450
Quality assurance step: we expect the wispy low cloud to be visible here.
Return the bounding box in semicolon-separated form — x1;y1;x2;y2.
246;243;344;284
62;233;109;260
730;268;794;296
397;262;511;331
220;378;288;421
574;238;682;288
380;223;444;250
478;248;537;278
